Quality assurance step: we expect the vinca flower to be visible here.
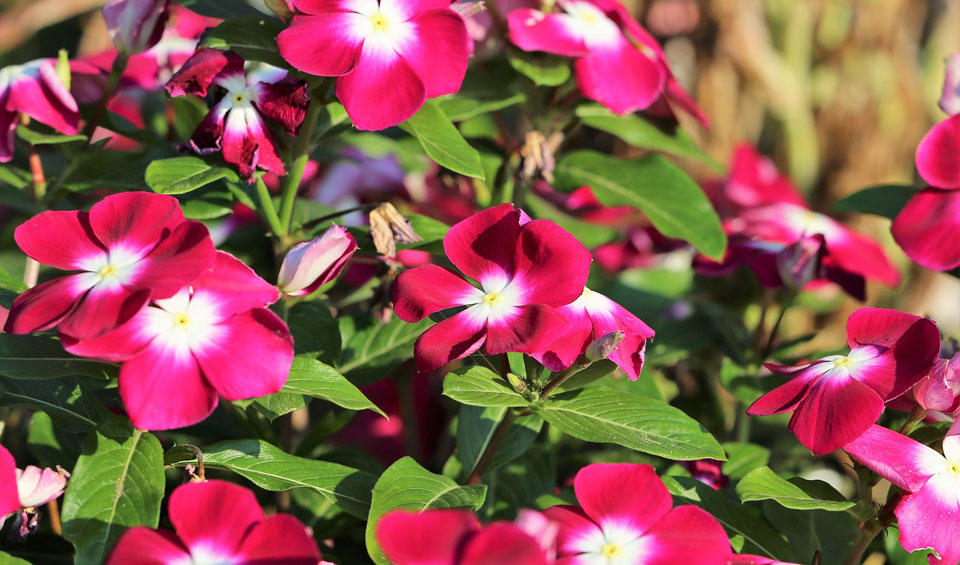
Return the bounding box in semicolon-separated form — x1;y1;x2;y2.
278;224;358;296
102;0;170;55
0;445;68;539
0;58;79;162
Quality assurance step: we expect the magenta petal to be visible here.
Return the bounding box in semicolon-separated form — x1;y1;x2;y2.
845;308;927;349
541;505;603;557
460;523;549;565
896;476;960;563
0;108;18;162
119;344;218;431
639;505;730;565
534;307;593;371
485;304;569;356
573;463;671;535
789;375;883;455
277;14;367;77
585;292;655;381
87;192;184;253
131;220;216;299
513;219;592;307
574;41;666;115
746;364;817;416
221;106;285;178
58;286;149;341
412;311;486;373
14;210;104;271
336;44;426;131
192;251;280;319
194;308;293;401
916;114;960;189
823;225;900;287
4;275;89;334
0;446;20;518
507;10;590;57
392;264;481;322
398;10;468;97
61;307;155;362
444;203;521;284
235;514;322;564
105;527;190;565
166;47;244;97
883;318;941;399
843;425;944;492
10;63;79;134
169;480;263;557
255;78;309;136
892;188;960;271
377;509;479;564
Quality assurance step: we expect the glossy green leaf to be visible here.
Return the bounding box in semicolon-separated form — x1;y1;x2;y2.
178;0;264;17
338;315;432;385
443;365;529;407
17;126;86;146
437;93;527;122
832;184;918;220
288;301;341;365
736;466;854;511
282;356;385;416
0;377;108;432
146;156;240;195
400;101;484;179
0;334;117;380
555;360;619;393
61;418;164;565
200;16;288;68
507;51;571;86
457;405;542;474
365;457;487;564
723;442;771;480
554;151;727;260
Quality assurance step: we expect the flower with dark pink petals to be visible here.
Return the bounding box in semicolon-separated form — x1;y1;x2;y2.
377;509;548;565
747;308;941;455
0;59;79;162
5;192;215;341
277;0;469;130
704;143;807;217
278;224;358;296
392;204;591;373
681;459;729;490
540;463;731;564
64;251;293;431
102;0;170;54
107;480;322;565
166;48;309;180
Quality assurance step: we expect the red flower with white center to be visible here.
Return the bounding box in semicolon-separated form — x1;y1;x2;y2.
891;114;960;270
277;0;469;131
4;192;215;340
747;308;940;455
533;287;655;380
107;480;323;565
0;58;79;162
166;48;309;180
376;509;549;565
845;421;960;564
64;251;293;431
391;204;591;373
541;463;731;564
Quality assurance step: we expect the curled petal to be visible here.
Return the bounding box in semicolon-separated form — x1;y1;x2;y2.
255;78;309;136
746;363;818;416
15;466;66;508
845;308;928;350
220;106;285;178
412;310;486;373
9;61;80;134
513;219;592;307
166;47;244;98
4;275;89;334
278;225;357;296
58;285;150;341
131;220;217;299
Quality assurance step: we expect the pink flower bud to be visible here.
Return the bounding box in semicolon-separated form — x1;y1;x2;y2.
15;466;68;509
102;0;170;54
913;354;960;412
776;233;825;290
278;224;358;296
585;330;624;362
940;53;960;116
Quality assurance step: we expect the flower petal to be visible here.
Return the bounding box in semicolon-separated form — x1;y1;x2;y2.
822;224;900;287
131;220;217;299
513;219;591;307
637;505;730;565
106;527;191;565
397;10;468;97
166;47;244;98
484;303;569;356
60;305;156;362
460;523;549;565
377;509;479;564
169;480;264;558
58;285;150;341
9;62;79;134
533;304;593;371
746;363;818;416
87;192;185;254
13;210;104;271
0;108;17;162
845;308;929;350
235;514;322;564
541;505;604;558
444;203;521;284
412;310;486;373
574;41;666;115
896;475;960;563
221;106;285;178
191;251;280;319
892;188;960;271
789;375;883;455
915;114;960;189
254;78;309;136
582;290;654;381
573;463;672;535
392;264;482;322
336;42;426;130
844;425;945;492
194;308;293;401
507;11;590;57
0;446;20;518
278;14;368;77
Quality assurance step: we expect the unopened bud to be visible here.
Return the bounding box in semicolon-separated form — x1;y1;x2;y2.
369;202;421;258
15;465;68;509
506;372;526;393
278;224;357;296
102;0;170;54
776;234;824;289
913;354;960;412
263;0;294;19
586;331;624;362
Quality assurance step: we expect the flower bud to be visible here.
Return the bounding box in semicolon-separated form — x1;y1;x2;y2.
913;354;960;413
585;330;624;362
506;372;526;393
776;234;824;290
940;53;960;116
102;0;170;54
278;224;358;296
15;465;68;509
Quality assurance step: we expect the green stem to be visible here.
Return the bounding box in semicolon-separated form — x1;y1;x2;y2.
82;51;129;139
254;177;284;237
842;521;881;565
299;203;376;232
278;99;322;237
466;409;517;485
540;366;578;398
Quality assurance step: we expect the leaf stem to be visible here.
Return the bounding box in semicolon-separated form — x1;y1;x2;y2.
254;177;284;237
23;126;46;288
82;51;129;140
540;366;577;398
278;99;322;237
466;409;517;485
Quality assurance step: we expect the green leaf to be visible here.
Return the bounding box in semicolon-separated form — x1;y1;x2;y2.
0;551;31;565
238;392;307;422
400;101;484;179
28;411;83;469
200;17;288;68
575;104;721;169
289;301;341;365
17;126;86;146
443;365;529;407
338;315;432;385
457;405;542;474
178;187;234;220
525;193;619;248
146;156;240;195
555;360;618;393
736;466;854;512
182;439;377;519
555;150;727;260
61;418;165;565
61;151;154;192
0;334;117;379
310;102;352;143
282;356;385;416
722;442;771;480
534;386;725;460
177;0;265;17
437;92;527;122
0;265;25;293
832;184;918;220
0;378;108;432
507;51;571;86
366;457;487;564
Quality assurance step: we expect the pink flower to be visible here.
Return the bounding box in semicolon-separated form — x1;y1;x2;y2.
391;204;591;373
891;115;960;270
704;143;807;217
64;251;294;430
166;48;309;179
0;59;79;162
844;422;960;564
102;0;170;54
540;463;731;564
278;224;358;296
376;509;549;564
15;466;68;509
940;53;960;116
277;0;469;130
4;192;215;340
533;287;655;380
0;447;20;520
107;480;322;565
913;354;960;413
681;459;729;490
747;308;941;455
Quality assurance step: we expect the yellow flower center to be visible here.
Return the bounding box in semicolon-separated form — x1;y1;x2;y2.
98;265;118;279
370;12;389;32
601;543;620;558
233;92;247;104
482;292;501;306
172;313;190;329
832;356;851;369
948;460;960;475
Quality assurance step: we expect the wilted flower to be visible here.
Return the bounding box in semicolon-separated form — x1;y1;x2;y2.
911;354;960;413
0;59;79;162
102;0;171;54
278;224;358;296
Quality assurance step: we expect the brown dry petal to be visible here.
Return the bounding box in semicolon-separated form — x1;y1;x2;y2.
369;202;422;258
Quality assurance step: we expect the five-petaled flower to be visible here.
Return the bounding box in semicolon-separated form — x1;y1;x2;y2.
0;58;79;162
392;203;591;373
166;47;309;180
107;480;323;564
277;0;469;130
4;192;215;341
747;308;941;455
